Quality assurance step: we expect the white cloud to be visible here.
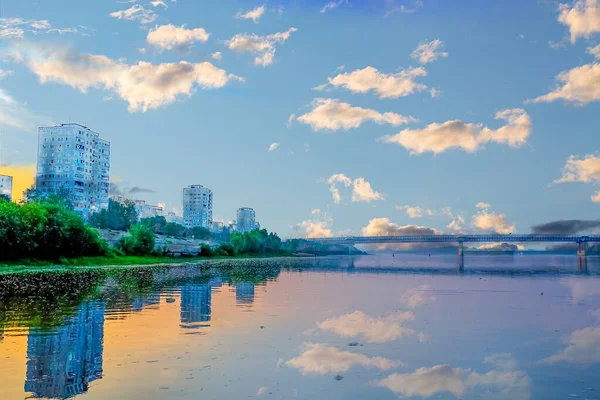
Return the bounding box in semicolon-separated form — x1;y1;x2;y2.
320;0;349;13
235;5;266;23
400;284;436;309
476;202;492;209
334;65;345;72
476;243;525;251
411;39;448;64
16;45;242;113
325;173;384;203
304;143;310;152
257;387;268;395
540;326;600;365
211;52;222;61
396;205;437;218
317;311;415;343
0;27;24;38
472;210;516;234
379;108;531;155
553;154;600;184
593;191;600;202
429;88;442;98
286;343;402;375
384;0;424;16
447;215;465;232
147;24;210;51
138;47;147;54
362;218;443;237
110;4;157;24
588;44;600;59
320;66;428;98
0;69;13;79
151;0;175;9
377;356;531;400
295;209;333;238
557;0;600;43
268;142;280;152
225;28;297;67
531;63;600;105
297;98;415;131
287;113;296;127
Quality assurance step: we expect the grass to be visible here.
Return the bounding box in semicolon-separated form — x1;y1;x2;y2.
0;253;299;275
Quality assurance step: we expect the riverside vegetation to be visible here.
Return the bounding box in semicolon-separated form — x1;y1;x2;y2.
0;190;289;268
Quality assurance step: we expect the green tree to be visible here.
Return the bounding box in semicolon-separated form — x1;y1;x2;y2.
90;198;138;231
140;216;167;233
118;224;156;255
229;229;283;255
0;193;10;202
191;227;211;240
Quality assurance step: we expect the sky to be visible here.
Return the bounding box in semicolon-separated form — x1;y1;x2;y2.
0;0;599;239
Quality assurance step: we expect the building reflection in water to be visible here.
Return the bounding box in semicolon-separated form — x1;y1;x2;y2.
180;285;212;329
235;282;255;306
24;301;105;399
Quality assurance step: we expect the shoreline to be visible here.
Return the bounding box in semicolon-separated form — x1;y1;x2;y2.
0;254;308;275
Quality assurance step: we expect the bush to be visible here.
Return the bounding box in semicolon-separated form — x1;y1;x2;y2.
118;224;156;256
200;243;212;257
218;243;236;257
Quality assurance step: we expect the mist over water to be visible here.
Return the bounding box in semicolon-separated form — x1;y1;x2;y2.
1;255;599;399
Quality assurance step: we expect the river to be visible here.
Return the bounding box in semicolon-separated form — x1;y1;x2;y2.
1;254;599;399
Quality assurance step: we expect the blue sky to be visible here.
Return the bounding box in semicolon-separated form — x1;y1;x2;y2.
0;0;599;238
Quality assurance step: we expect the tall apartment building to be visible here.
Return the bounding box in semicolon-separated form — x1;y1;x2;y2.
36;123;110;220
236;207;259;233
165;212;183;226
0;175;12;200
183;185;213;229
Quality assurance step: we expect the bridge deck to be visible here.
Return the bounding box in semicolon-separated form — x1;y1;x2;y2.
305;235;600;244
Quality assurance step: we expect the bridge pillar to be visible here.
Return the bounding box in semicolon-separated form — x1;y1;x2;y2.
458;241;465;272
577;242;587;272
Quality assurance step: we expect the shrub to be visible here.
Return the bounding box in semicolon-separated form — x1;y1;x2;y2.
118;224;156;256
200;243;213;257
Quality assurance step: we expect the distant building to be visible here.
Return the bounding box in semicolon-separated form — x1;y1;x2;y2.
36;123;110;220
24;302;105;398
183;185;213;229
165;211;183;225
211;220;224;233
236;207;259;233
0;175;12;200
133;200;163;220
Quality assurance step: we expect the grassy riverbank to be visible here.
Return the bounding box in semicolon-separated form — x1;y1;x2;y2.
0;253;301;275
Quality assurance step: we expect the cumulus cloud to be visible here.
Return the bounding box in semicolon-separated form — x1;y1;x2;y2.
376;355;531;400
447;215;465;232
472;210;516;234
593;191;600;202
110;4;157;24
297;98;415;131
540;326;600;365
317;311;416;343
531;63;600;105
320;0;349;13
268;142;280;152
411;39;448;64
395;205;437;218
400;285;436;309
234;5;266;23
286;343;402;375
531;219;600;234
147;24;210;51
476;202;491;209
211;52;222;61
557;0;600;43
257;387;268;395
325;173;384;203
318;66;428;98
151;0;176;9
225;27;297;67
379;108;531;155
553;154;600;184
0;27;24;38
14;45;242;113
362;218;442;237
295;209;334;238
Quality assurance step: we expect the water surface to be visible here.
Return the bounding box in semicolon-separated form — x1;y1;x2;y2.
1;255;599;399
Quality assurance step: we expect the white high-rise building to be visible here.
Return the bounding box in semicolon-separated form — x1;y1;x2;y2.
36;123;110;220
236;207;259;233
133;200;163;220
0;175;13;200
183;185;213;229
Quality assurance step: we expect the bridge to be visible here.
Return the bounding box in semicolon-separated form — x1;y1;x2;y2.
302;234;600;272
